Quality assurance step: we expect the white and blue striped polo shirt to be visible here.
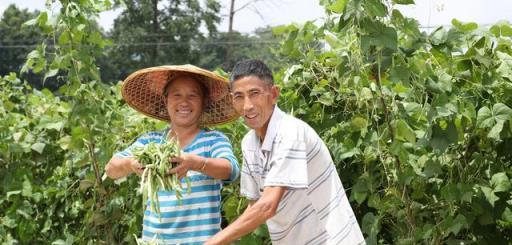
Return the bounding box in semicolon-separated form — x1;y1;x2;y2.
240;106;365;245
115;129;239;244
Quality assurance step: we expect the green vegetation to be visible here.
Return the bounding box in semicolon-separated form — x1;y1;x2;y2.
1;0;511;244
132;139;188;216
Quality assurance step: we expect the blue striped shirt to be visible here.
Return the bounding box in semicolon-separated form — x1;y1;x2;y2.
115;129;239;244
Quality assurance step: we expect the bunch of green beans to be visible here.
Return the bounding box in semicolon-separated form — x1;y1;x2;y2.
132;138;190;217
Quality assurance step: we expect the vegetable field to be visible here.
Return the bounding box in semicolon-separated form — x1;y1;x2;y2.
1;0;511;244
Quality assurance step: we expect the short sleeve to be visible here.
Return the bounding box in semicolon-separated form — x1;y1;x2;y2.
240;155;261;200
210;131;240;183
264;139;308;189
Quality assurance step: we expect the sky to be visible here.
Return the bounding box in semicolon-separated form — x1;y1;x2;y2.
1;0;511;33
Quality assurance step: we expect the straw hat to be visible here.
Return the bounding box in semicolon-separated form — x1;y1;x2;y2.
121;65;238;126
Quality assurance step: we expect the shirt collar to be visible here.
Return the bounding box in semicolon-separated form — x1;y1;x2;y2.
260;105;284;152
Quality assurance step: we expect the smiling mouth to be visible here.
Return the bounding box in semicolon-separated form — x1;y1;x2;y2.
176;109;192;115
245;114;257;120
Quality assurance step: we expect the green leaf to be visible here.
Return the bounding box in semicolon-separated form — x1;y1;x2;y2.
79;180;95;192
7;190;21;200
458;184;474;203
26;49;41;60
365;0;388;17
477;103;512;139
451;19;478;32
37;12;48;27
477;103;512;127
87;31;103;46
352;175;370;204
272;25;292;35
493;103;512;121
360;87;373;99
44;69;59;81
390;141;410;164
47;121;65;131
13;132;24;142
477;106;493;128
22;176;32;197
58;135;72;150
1;216;17;228
480;186;499;207
318;92;334;106
23;18;38;26
501;207;512;223
394;119;416;143
339;148;359;160
361;20;398;51
326;0;347;13
236;235;259;245
324;31;340;48
491;172;511;192
497;51;512;81
430;121;458;153
430;27;447;45
446;214;467;236
253;224;269;238
393;0;414;4
362;212;380;244
488;121;504;140
58;31;70;45
351;117;368;130
441;184;458;202
393;83;409;96
423;159;442;178
490;21;512;37
31;142;46;154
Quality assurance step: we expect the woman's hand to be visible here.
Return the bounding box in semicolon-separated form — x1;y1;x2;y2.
105;157;144;179
167;153;203;179
128;159;144;176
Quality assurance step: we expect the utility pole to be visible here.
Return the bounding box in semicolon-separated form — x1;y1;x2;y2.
151;0;159;66
225;0;236;69
228;0;235;33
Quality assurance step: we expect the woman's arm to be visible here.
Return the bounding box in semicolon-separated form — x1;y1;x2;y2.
105;157;143;179
168;153;232;180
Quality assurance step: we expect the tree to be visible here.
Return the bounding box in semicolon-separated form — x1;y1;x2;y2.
0;4;47;89
198;27;281;71
102;0;221;83
225;0;277;67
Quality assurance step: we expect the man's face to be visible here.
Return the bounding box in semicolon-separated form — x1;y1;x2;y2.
165;77;204;129
231;76;279;138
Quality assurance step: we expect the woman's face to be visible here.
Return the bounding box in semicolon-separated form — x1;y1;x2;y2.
165;77;205;129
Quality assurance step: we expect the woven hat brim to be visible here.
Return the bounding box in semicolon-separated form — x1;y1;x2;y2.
121;65;239;126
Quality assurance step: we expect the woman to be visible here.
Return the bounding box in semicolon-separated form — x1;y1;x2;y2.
105;65;240;244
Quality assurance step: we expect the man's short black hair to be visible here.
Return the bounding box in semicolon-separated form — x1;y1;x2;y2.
230;59;274;86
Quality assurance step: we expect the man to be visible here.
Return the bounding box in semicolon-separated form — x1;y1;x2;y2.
205;59;365;245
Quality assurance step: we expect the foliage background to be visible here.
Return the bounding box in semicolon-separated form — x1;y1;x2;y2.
1;0;512;244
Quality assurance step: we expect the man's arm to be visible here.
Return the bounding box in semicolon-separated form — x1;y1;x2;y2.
205;186;286;245
104;157;143;179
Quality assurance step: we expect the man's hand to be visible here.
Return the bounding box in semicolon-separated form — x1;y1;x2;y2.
205;186;286;245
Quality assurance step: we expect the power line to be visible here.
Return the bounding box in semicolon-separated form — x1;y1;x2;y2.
0;40;280;49
1;21;506;49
